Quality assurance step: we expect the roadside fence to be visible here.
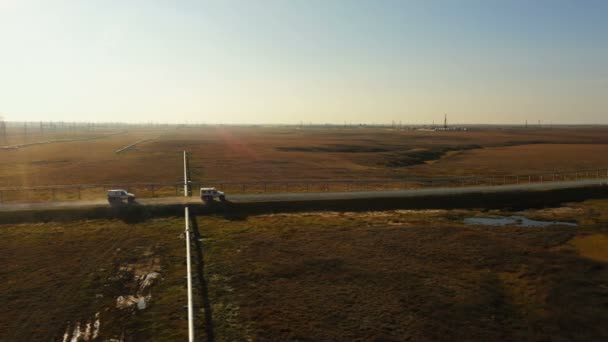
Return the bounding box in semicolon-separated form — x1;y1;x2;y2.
1;168;607;204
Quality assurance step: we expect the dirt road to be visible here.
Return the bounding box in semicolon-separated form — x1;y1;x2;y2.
1;179;606;212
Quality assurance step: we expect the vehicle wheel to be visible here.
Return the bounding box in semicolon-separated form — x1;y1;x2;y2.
128;197;135;204
219;195;226;202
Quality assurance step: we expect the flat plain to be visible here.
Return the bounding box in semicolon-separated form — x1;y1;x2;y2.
2;125;608;341
1;200;607;341
0;218;192;341
199;200;608;341
1;125;608;188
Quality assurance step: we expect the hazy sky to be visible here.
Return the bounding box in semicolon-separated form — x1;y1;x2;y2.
1;0;607;124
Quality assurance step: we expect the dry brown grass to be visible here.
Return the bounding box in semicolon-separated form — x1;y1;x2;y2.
200;201;608;341
2;199;608;340
2;126;608;189
0;218;190;341
409;143;608;176
0;129;182;187
568;234;608;262
182;126;608;181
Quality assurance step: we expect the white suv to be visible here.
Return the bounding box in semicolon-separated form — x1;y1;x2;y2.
107;189;136;204
200;187;226;203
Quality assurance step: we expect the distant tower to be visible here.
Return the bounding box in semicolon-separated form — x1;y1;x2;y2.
444;114;447;130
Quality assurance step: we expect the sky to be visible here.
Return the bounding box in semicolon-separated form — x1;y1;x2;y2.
0;0;607;124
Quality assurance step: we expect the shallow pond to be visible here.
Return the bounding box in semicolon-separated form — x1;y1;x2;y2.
464;215;577;227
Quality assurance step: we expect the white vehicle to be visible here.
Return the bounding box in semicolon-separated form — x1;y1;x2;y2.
107;189;136;204
200;187;226;202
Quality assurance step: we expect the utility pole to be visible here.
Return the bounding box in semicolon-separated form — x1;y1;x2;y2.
444;114;447;130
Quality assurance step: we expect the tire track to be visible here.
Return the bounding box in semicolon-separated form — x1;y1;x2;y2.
1;132;125;150
114;136;160;154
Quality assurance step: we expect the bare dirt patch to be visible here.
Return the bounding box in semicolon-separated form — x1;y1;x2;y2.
568;234;608;262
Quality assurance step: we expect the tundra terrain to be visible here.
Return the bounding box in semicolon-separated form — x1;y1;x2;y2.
2;200;607;341
1;126;608;188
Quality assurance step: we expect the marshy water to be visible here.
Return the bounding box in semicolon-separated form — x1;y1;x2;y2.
464;215;577;227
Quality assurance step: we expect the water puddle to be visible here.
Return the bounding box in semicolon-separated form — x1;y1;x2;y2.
464;215;577;227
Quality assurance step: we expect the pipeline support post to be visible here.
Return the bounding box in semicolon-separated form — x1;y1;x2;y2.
184;207;194;342
183;151;189;197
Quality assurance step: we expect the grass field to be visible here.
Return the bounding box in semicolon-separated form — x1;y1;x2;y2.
408;143;608;176
0;218;193;341
2;124;608;340
1;126;608;189
2;200;607;341
200;201;608;341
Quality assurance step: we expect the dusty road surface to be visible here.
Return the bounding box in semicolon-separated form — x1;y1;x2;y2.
0;179;606;212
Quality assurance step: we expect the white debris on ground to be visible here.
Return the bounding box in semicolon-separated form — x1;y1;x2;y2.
116;294;151;310
114;271;161;310
115;247;162;311
62;312;100;342
140;271;160;290
61;246;162;341
93;312;100;340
